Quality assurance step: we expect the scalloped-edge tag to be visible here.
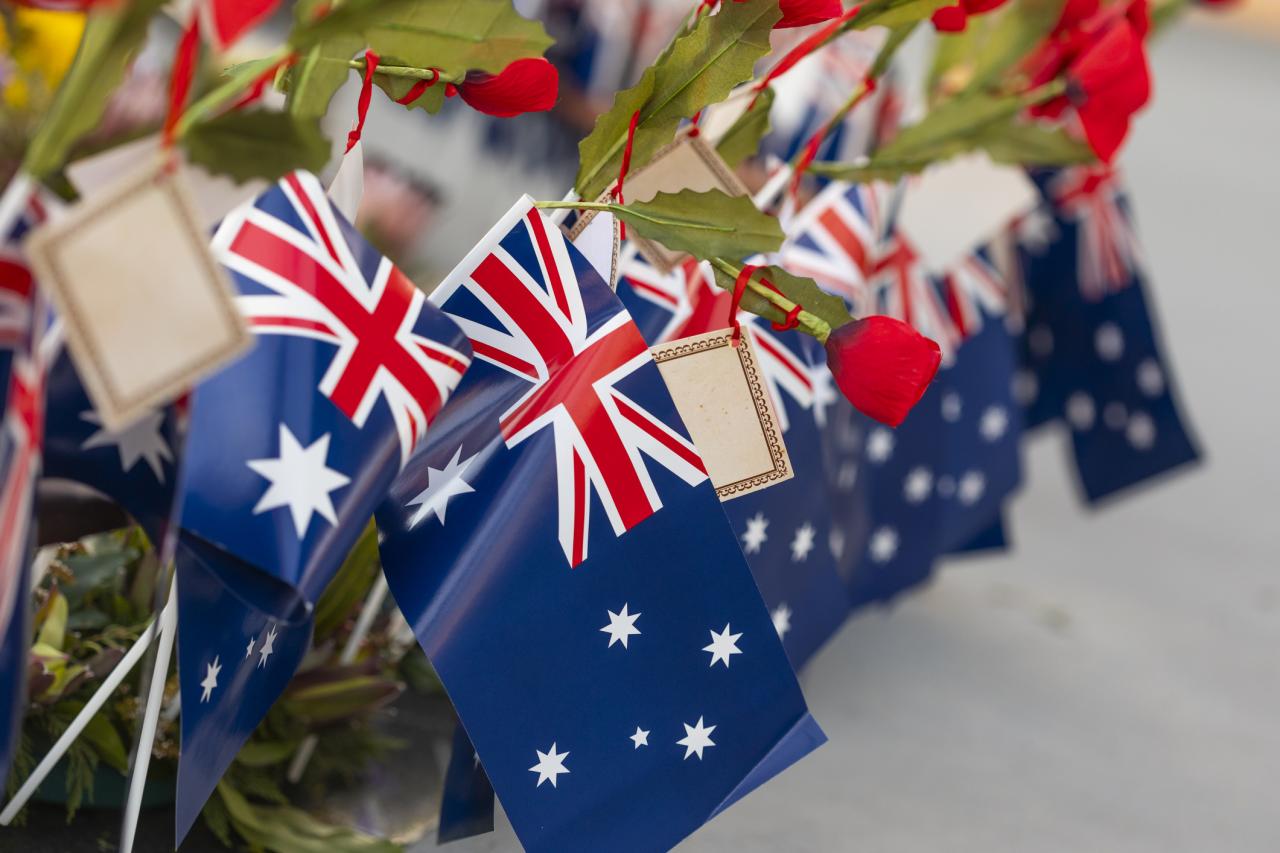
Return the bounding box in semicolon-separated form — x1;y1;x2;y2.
651;328;792;501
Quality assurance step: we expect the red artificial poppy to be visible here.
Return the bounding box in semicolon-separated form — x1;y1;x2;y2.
931;0;1010;32
824;316;942;427
777;0;844;28
1066;21;1151;161
455;57;559;118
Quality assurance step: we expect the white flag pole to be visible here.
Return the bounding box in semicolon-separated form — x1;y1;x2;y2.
0;598;169;825
119;576;178;853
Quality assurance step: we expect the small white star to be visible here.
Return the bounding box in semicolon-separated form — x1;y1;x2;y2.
1095;322;1125;361
958;470;986;505
200;656;221;703
1104;401;1128;430
600;604;642;649
941;392;963;423
1066;392;1096;430
630;727;650;749
677;717;716;760
80;410;172;481
1126;412;1157;450
244;636;255;660
257;625;277;668
868;526;898;563
903;467;933;504
866;428;895;463
790;523;816;562
406;446;478;528
529;743;570;787
1012;369;1038;406
836;459;858;491
741;512;769;555
1028;324;1054;358
979;406;1009;442
703;624;743;668
247;425;351;538
772;603;792;638
1136;358;1165;397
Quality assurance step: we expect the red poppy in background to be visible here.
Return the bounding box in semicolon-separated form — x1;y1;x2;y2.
930;0;1010;33
454;57;559;118
825;316;943;427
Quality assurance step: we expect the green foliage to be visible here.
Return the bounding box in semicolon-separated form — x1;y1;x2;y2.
287;34;366;121
854;0;952;29
710;262;854;342
183;110;332;184
364;0;554;76
982;120;1094;166
576;0;782;199
216;782;401;853
928;0;1063;95
619;189;784;261
22;0;168;178
716;88;773;169
313;521;382;641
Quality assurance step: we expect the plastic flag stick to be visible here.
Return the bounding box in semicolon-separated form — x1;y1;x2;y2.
119;576;178;853
0;594;170;825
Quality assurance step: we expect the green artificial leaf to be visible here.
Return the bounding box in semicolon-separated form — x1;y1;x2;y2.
879;89;1024;162
235;739;304;768
23;0;168;179
218;782;400;853
183;110;332;184
287;34;364;120
288;0;423;52
78;710;129;774
855;0;952;29
619;189;783;262
980;120;1095;166
282;676;403;723
365;0;554;76
716;87;773;168
576;0;782;200
950;0;1063;93
37;589;69;650
710;263;854;341
313;521;381;641
373;71;448;114
62;548;134;605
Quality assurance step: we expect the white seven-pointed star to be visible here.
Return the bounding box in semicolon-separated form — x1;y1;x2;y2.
903;467;933;504
958;470;986;505
246;425;351;538
703;624;743;668
868;526;899;563
978;406;1009;442
600;604;642;648
630;727;650;749
405;446;478;528
741;512;769;554
200;656;221;703
529;743;570;787
677;717;716;760
257;625;277;668
865;427;895;463
772;603;792;638
80;410;172;481
790;523;816;562
244;636;255;660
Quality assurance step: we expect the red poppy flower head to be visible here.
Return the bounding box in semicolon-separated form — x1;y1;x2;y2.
776;0;844;28
457;57;559;118
824;316;942;427
1066;21;1151;161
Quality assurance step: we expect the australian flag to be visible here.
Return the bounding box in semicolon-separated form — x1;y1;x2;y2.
172;171;471;841
378;199;825;853
1014;167;1200;503
0;179;47;781
617;254;850;669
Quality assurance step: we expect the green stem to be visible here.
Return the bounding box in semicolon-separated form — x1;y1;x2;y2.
534;200;734;233
173;48;292;139
708;258;833;343
347;59;460;83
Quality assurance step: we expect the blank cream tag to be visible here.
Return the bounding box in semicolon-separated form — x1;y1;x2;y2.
651;329;792;501
27;159;251;430
896;153;1039;273
565;206;621;289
